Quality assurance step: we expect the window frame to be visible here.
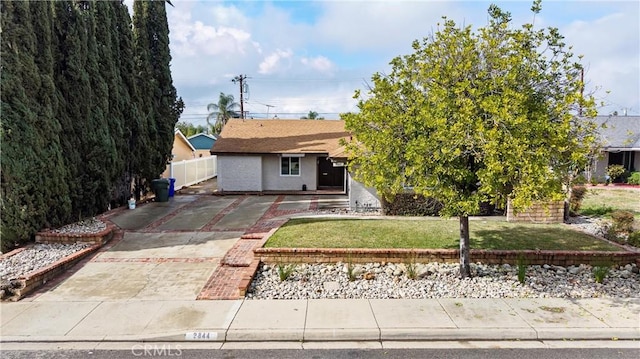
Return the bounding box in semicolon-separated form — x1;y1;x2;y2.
280;156;301;176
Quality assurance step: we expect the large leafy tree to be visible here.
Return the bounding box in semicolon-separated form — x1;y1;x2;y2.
343;1;597;278
207;92;239;134
175;121;207;137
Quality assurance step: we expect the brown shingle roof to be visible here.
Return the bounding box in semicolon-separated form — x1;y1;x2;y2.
210;119;349;154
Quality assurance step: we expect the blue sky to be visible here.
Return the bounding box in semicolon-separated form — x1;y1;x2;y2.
127;0;640;125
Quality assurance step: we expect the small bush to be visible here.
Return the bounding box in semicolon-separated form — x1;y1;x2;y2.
606;165;626;183
381;193;443;216
611;210;635;234
592;263;611;284
405;253;418;280
276;262;296;281
627;231;640;247
627;172;640;185
569;186;588;215
516;255;527;285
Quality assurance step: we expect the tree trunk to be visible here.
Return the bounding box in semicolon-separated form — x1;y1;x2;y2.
459;215;471;278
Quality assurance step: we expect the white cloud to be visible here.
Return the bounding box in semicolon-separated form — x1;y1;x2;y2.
300;56;334;73
163;0;639;123
561;10;640;114
258;49;294;74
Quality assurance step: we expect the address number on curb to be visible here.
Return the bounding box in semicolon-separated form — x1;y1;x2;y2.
185;332;218;340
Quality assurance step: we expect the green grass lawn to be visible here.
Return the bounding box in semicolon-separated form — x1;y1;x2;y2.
264;218;621;251
579;188;640;223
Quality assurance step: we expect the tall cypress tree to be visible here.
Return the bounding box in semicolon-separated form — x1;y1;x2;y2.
0;1;67;250
133;0;183;183
114;0;144;200
1;0;183;251
28;1;72;227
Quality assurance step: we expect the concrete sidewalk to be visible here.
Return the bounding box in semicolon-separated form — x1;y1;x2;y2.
1;298;638;344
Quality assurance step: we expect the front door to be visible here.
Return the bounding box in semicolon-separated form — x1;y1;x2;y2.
317;157;345;189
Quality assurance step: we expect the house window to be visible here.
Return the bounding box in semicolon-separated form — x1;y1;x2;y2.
281;157;300;176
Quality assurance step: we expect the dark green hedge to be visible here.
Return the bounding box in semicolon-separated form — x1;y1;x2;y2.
1;0;182;252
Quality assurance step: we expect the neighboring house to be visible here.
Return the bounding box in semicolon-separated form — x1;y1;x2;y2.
188;133;217;158
589;115;640;181
171;129;196;161
161;129;196;178
210;119;349;192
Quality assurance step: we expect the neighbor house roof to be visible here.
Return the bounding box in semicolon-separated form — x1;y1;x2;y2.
210;119;349;154
175;129;196;152
592;115;640;151
187;133;217;150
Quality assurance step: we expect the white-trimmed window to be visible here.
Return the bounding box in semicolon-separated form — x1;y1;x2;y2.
281;157;300;176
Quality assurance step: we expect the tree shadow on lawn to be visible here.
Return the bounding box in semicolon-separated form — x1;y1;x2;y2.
471;225;617;251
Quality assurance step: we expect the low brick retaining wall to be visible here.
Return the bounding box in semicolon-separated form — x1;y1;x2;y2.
1;243;102;301
35;222;115;245
506;200;565;223
254;247;640;267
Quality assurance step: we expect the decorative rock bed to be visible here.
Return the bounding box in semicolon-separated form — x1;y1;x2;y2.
247;215;640;300
0;218;114;301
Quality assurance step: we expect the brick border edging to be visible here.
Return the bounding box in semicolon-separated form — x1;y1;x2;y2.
35;222;116;245
1;243;102;302
254;247;640;266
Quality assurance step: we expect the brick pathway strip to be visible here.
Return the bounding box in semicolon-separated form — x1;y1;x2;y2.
92;257;220;263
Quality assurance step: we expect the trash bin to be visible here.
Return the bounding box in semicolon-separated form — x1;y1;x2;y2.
169;178;176;197
151;178;170;202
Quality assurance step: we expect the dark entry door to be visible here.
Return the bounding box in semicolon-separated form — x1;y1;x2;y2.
318;157;345;189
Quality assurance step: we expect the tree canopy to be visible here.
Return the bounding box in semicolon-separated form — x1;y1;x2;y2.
343;1;598;277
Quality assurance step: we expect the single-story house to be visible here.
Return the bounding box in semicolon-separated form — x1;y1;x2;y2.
328;146;381;211
170;129;196;161
589;115;640;181
161;129;196;178
210;119;349;192
188;133;217;158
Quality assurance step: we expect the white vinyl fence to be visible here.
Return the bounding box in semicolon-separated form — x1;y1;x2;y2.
166;156;217;190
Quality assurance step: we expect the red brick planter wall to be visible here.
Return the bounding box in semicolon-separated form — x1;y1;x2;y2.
254;247;640;267
35;223;115;245
2;243;102;301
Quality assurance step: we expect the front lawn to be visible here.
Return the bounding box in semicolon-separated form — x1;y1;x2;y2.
579;188;640;225
264;218;621;251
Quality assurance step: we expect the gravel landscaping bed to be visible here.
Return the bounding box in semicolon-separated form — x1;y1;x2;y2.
0;243;91;283
0;218;104;286
246;261;640;300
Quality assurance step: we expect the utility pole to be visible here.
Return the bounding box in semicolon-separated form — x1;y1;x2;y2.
265;104;274;118
232;75;248;119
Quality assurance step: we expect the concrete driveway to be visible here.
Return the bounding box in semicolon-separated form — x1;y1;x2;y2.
30;193;347;302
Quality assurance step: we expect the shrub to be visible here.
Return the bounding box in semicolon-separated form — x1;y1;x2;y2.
516;255;528;285
569;186;588;215
381;193;443;216
627;231;640;247
276;262;296;281
611;210;635;234
606;165;626;183
627;172;640;185
592;264;611;284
